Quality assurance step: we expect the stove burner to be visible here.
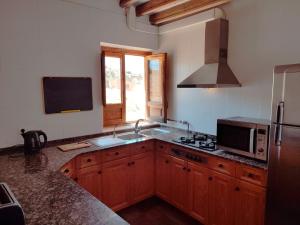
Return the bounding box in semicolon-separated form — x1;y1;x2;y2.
174;134;217;151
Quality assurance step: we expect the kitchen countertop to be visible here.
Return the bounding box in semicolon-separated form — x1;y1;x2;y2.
0;126;267;225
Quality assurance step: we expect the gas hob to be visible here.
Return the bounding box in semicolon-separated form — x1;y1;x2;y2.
173;133;217;151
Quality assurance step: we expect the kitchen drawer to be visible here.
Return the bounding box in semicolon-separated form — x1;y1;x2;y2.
76;152;101;169
208;157;236;177
131;141;154;155
156;141;170;154
60;160;76;178
236;164;267;187
103;146;130;162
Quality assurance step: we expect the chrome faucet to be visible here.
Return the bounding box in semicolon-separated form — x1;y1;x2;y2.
167;118;191;137
180;120;191;137
134;119;144;134
113;124;117;138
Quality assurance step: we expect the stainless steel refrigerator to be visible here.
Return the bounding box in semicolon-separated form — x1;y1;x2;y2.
266;63;300;225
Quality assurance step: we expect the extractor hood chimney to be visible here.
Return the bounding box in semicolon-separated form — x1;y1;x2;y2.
177;19;241;88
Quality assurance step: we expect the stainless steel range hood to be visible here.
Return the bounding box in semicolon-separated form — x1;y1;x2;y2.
177;19;241;88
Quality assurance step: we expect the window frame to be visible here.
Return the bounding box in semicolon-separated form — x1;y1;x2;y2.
101;47;152;126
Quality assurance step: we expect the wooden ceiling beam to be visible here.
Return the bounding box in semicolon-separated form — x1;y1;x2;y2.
119;0;139;8
136;0;191;17
149;0;231;26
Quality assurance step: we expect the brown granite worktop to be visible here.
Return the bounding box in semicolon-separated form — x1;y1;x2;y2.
0;126;267;225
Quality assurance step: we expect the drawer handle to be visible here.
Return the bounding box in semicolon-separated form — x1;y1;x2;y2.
115;152;119;156
87;159;92;163
64;169;70;173
208;177;213;181
218;164;224;168
141;146;145;149
247;173;255;178
98;171;102;174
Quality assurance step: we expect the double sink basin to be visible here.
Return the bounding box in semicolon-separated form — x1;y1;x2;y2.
118;128;171;140
90;128;171;148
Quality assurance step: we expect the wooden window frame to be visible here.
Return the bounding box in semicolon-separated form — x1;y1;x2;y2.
101;47;152;127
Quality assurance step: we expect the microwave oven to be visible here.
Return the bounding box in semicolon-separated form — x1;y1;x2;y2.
217;117;270;161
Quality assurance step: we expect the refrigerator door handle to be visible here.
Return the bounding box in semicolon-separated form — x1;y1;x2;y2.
275;102;284;146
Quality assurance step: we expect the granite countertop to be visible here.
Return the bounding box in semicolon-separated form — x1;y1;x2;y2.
0;126;268;225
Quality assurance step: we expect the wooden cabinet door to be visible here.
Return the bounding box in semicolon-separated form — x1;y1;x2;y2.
155;153;172;201
130;152;154;204
234;181;266;225
188;162;209;224
170;156;188;211
145;53;167;123
77;165;102;200
209;171;235;225
102;158;130;211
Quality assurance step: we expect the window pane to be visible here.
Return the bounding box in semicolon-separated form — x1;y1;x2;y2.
149;60;162;103
105;56;122;104
125;55;146;122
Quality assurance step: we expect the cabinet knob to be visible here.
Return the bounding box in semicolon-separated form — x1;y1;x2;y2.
64;169;70;173
187;168;191;172
208;177;213;181
128;162;131;166
74;177;78;182
218;164;224;168
87;158;92;162
165;160;169;164
115;152;119;155
183;167;186;171
131;161;135;165
98;171;102;174
235;187;240;191
160;145;163;149
141;146;145;149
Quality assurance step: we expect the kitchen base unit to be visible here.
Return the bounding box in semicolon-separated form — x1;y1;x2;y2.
60;139;267;225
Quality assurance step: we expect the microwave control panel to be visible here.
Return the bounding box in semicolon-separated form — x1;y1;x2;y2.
256;125;269;160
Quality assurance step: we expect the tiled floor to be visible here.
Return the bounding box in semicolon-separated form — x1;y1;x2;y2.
118;197;202;225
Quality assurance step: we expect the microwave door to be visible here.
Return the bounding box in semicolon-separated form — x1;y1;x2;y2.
217;124;256;156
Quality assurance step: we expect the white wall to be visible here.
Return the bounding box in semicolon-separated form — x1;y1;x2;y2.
0;0;158;148
159;0;300;135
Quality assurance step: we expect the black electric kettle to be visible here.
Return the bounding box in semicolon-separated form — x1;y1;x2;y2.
21;129;47;154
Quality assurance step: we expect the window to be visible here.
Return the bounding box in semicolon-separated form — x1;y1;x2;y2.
125;55;146;122
104;56;122;104
101;47;167;127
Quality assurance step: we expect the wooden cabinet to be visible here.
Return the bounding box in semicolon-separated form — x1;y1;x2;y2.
102;158;130;211
60;139;267;225
76;152;101;169
77;165;102;200
188;162;209;224
170;156;188;211
234;181;266;225
236;164;267;187
208;171;235;225
155;152;172;201
130;151;154;204
60;160;76;179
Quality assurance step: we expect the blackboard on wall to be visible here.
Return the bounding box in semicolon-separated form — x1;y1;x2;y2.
43;77;93;114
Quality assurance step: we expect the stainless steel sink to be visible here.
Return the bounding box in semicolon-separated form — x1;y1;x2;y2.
140;128;171;136
118;133;145;140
